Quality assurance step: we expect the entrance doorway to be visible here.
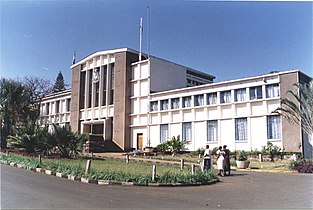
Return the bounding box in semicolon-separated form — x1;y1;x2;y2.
137;133;143;151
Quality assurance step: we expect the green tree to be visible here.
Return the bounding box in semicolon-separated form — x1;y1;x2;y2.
167;135;187;155
0;79;31;149
274;81;313;144
53;71;66;93
8;124;48;153
48;124;87;158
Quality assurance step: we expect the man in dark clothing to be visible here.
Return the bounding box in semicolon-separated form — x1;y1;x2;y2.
223;145;231;175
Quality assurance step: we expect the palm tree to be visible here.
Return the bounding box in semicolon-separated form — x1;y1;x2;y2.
0;79;31;149
274;80;313;154
49;124;87;158
8;124;48;153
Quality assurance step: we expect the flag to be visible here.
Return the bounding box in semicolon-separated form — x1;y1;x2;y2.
72;51;76;65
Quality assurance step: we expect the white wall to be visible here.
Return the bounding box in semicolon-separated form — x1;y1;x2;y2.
129;67;301;152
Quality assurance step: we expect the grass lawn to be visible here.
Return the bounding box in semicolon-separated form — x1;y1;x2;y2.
0;153;216;185
249;161;291;172
42;157;201;175
130;153;293;172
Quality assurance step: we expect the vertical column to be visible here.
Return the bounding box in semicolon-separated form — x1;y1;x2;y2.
217;92;222;118
106;60;110;112
100;65;104;109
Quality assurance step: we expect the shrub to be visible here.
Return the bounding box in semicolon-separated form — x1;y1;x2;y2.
47;124;88;158
167;135;187;155
156;141;170;154
262;142;282;162
156;135;187;155
190;147;205;156
236;150;248;161
212;147;219;155
8;124;49;153
289;159;313;173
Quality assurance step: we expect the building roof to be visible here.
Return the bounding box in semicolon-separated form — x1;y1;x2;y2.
70;47;215;80
149;69;304;97
71;48;138;68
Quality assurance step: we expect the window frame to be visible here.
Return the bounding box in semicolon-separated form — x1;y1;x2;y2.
220;90;231;104
267;115;282;140
235;88;246;102
160;99;169;111
150;101;158;112
160;124;169;143
194;94;204;107
182;122;192;142
235;118;248;141
171;98;180;109
207;92;217;105
182;96;192;108
249;86;263;100
266;84;280;98
207;120;218;142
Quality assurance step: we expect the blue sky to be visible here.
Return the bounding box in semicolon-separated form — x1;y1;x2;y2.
1;0;312;86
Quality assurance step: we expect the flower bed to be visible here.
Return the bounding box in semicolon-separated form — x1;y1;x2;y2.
289;159;313;173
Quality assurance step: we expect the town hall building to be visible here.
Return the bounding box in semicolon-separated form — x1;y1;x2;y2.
38;48;312;158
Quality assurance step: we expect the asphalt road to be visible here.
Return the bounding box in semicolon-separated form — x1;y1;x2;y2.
1;164;312;209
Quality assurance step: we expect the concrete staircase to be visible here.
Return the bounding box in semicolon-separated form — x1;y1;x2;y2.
83;135;123;153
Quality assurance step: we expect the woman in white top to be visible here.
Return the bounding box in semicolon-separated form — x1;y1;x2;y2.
216;146;225;176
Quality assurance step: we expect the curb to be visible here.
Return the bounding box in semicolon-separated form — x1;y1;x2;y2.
234;168;295;173
2;162;218;187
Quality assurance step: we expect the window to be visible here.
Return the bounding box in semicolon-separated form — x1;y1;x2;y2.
55;101;60;114
160;124;169;143
160;100;169;111
88;70;93;108
109;64;114;105
249;86;263;100
65;122;70;130
95;82;100;107
102;65;107;106
235;88;246;102
171;98;180;109
45;103;50;115
150;101;158;111
266;84;280;98
182;122;192;141
235;118;247;141
220;91;231;103
194;94;204;106
182;96;191;108
267;116;281;139
207;120;218;142
79;71;86;109
66;98;71;112
207;93;217;105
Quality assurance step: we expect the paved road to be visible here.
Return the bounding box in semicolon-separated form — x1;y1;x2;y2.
1;164;312;209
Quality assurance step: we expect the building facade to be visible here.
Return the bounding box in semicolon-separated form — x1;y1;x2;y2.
38;89;71;129
38;48;312;157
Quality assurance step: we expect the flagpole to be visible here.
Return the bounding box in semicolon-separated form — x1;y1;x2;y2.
72;51;76;65
139;17;143;61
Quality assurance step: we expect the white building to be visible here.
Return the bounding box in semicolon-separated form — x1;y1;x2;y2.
38;89;71;129
38;48;312;157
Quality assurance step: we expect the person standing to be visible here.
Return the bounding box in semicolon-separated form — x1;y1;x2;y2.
223;145;231;176
216;146;225;176
203;145;212;170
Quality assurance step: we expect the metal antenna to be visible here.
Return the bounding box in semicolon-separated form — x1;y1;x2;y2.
147;6;150;58
139;17;143;61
